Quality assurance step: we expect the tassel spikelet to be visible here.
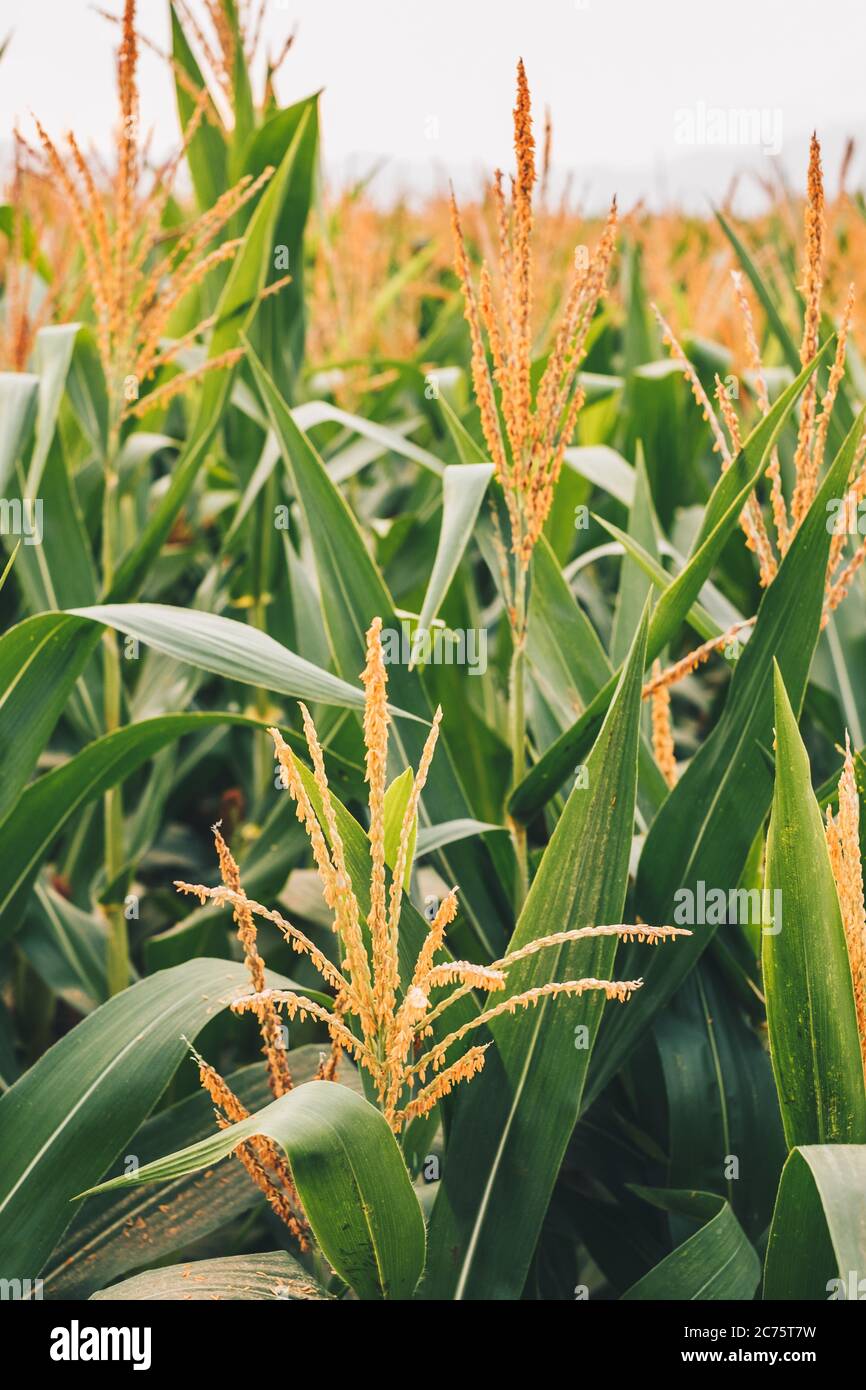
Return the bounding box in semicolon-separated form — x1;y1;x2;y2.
405;977;647;1093
811;282;854;483
176;619;690;1132
32;0;284;429
174;881;353;997
195;1050;309;1248
825;735;866;1077
731;270;790;551
650;660;678;789
642;620;756;700
790;135;826;529
211;823;292;1098
0;133;73;369
363;617;392;1021
654;305;731;464
450;61;616;577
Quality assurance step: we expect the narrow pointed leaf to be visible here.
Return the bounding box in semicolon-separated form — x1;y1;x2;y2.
415;462;493;637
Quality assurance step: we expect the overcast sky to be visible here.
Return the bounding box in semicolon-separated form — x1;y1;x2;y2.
2;0;865;209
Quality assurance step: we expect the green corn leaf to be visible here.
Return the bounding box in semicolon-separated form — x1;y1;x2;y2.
45;1049;357;1299
0;372;38;494
414;462;493;639
621;1190;760;1300
80;1081;426;1302
383;768;416;890
69;603;411;716
763;1145;866;1299
0;958;300;1281
763;662;866;1146
422;601;649;1300
0;710;350;945
585;407;866;1107
0;613;101;824
91;1251;332;1301
169;3;227;212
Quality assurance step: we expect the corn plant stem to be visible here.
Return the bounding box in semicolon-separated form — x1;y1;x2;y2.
250;601;273;808
250;478;277;811
102;443;128;996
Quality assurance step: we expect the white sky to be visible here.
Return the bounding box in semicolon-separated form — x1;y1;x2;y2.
2;0;865;209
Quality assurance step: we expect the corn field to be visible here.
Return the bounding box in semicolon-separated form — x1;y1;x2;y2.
1;0;866;1315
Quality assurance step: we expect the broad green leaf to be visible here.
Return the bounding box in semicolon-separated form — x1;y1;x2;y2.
0;372;38;493
92;1250;331;1301
22;881;109;1013
611;443;658;664
0;958;296;1280
226;406;444;541
65;326;109;457
415;818;505;857
414;463;493;637
0;613;101;824
763;663;866;1146
242;94;319;385
294;400;445;477
651;963;785;1238
597;518;728;646
223;0;254;177
69;603;407;716
44;1051;354;1298
26;323;83;494
82;1081;426;1302
524;532;668;819
763;1145;866;1299
15;438;98;617
621;1190;760;1300
423;602;649;1300
564;443;635;506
